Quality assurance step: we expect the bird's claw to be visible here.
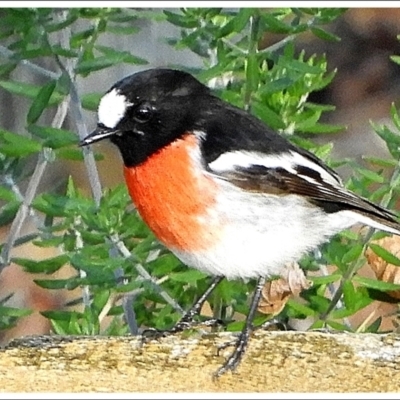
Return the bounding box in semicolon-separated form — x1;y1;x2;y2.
140;316;225;346
213;328;252;378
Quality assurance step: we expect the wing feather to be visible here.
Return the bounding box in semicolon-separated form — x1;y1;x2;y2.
209;150;400;230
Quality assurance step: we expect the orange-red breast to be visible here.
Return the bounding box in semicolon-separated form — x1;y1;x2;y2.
81;68;400;376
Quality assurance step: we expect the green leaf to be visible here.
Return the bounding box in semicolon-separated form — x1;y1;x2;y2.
0;62;18;77
114;279;145;294
0;130;42;156
371;121;400;159
246;54;260;96
33;236;65;248
41;310;83;321
390;103;400;132
342;281;359;312
283;59;324;74
308;274;341;286
51;46;79;58
355;167;385;184
298;122;345;135
263;13;292;34
106;25;140;35
169;269;207;283
163;10;198;28
70;27;95;48
353;275;400;292
215;8;252;38
286;298;316;317
17;48;53;60
363;316;382;333
0;80;63;105
34;278;73;290
12;254;69;274
107;10;138;23
95;45;148;65
70;254;119;283
45;13;79;32
311;27;341;42
260;77;295;95
341;243;364;264
81;92;102;111
325;319;352;331
252;102;285;130
149;253;182;276
92;290;111;313
0;186;17;202
28;125;78;149
368;243;400;266
390;55;400;66
32;193;88;218
0;201;21;227
76;52;145;75
363;156;398;169
55;148;85;161
0;305;32;318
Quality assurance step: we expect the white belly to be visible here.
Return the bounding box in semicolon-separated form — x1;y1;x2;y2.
172;181;355;280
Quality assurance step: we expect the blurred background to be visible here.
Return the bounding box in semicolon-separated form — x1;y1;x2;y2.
2;7;400;344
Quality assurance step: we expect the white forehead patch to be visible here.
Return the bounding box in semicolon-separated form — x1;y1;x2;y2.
97;88;131;129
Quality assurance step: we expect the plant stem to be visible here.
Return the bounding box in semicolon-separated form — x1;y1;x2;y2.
0;45;59;80
243;13;260;111
0;95;70;273
109;234;183;314
320;154;400;323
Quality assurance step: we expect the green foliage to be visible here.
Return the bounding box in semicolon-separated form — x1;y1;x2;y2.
0;6;399;340
0;294;32;331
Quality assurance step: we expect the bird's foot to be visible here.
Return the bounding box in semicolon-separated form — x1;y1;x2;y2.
256;317;291;332
141;315;224;344
213;325;253;379
141;276;225;344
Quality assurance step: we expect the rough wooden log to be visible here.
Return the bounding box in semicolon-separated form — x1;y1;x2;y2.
1;331;400;392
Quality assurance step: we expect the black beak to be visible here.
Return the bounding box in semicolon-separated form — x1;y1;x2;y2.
79;125;119;146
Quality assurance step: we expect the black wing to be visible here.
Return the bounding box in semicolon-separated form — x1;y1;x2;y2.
213;160;400;233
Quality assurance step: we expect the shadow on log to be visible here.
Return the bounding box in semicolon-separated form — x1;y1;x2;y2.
1;331;400;392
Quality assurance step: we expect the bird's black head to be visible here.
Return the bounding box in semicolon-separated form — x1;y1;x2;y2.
80;68;212;166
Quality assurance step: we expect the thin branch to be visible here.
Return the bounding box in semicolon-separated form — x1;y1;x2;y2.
314;249;352;330
3;174;42;228
109;234;184;315
52;10;93;310
243;14;260;112
258;17;317;56
113;266;139;335
0;151;48;271
53;13;103;204
0;93;70;273
0;44;60;80
72;217;91;308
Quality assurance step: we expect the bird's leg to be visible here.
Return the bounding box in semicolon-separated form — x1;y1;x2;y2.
169;275;225;333
214;276;266;378
142;275;224;340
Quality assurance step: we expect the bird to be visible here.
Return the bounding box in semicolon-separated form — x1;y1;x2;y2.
80;67;400;377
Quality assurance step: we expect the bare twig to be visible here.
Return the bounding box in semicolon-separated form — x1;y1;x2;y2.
3;174;42;228
0;44;59;80
314;249;352;330
113;265;139;335
72;217;91;308
109;234;184;314
0;94;70;273
52;10;94;309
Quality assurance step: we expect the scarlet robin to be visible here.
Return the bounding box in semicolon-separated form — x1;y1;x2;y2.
81;68;400;377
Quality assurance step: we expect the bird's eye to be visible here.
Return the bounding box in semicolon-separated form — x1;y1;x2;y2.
133;102;153;123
